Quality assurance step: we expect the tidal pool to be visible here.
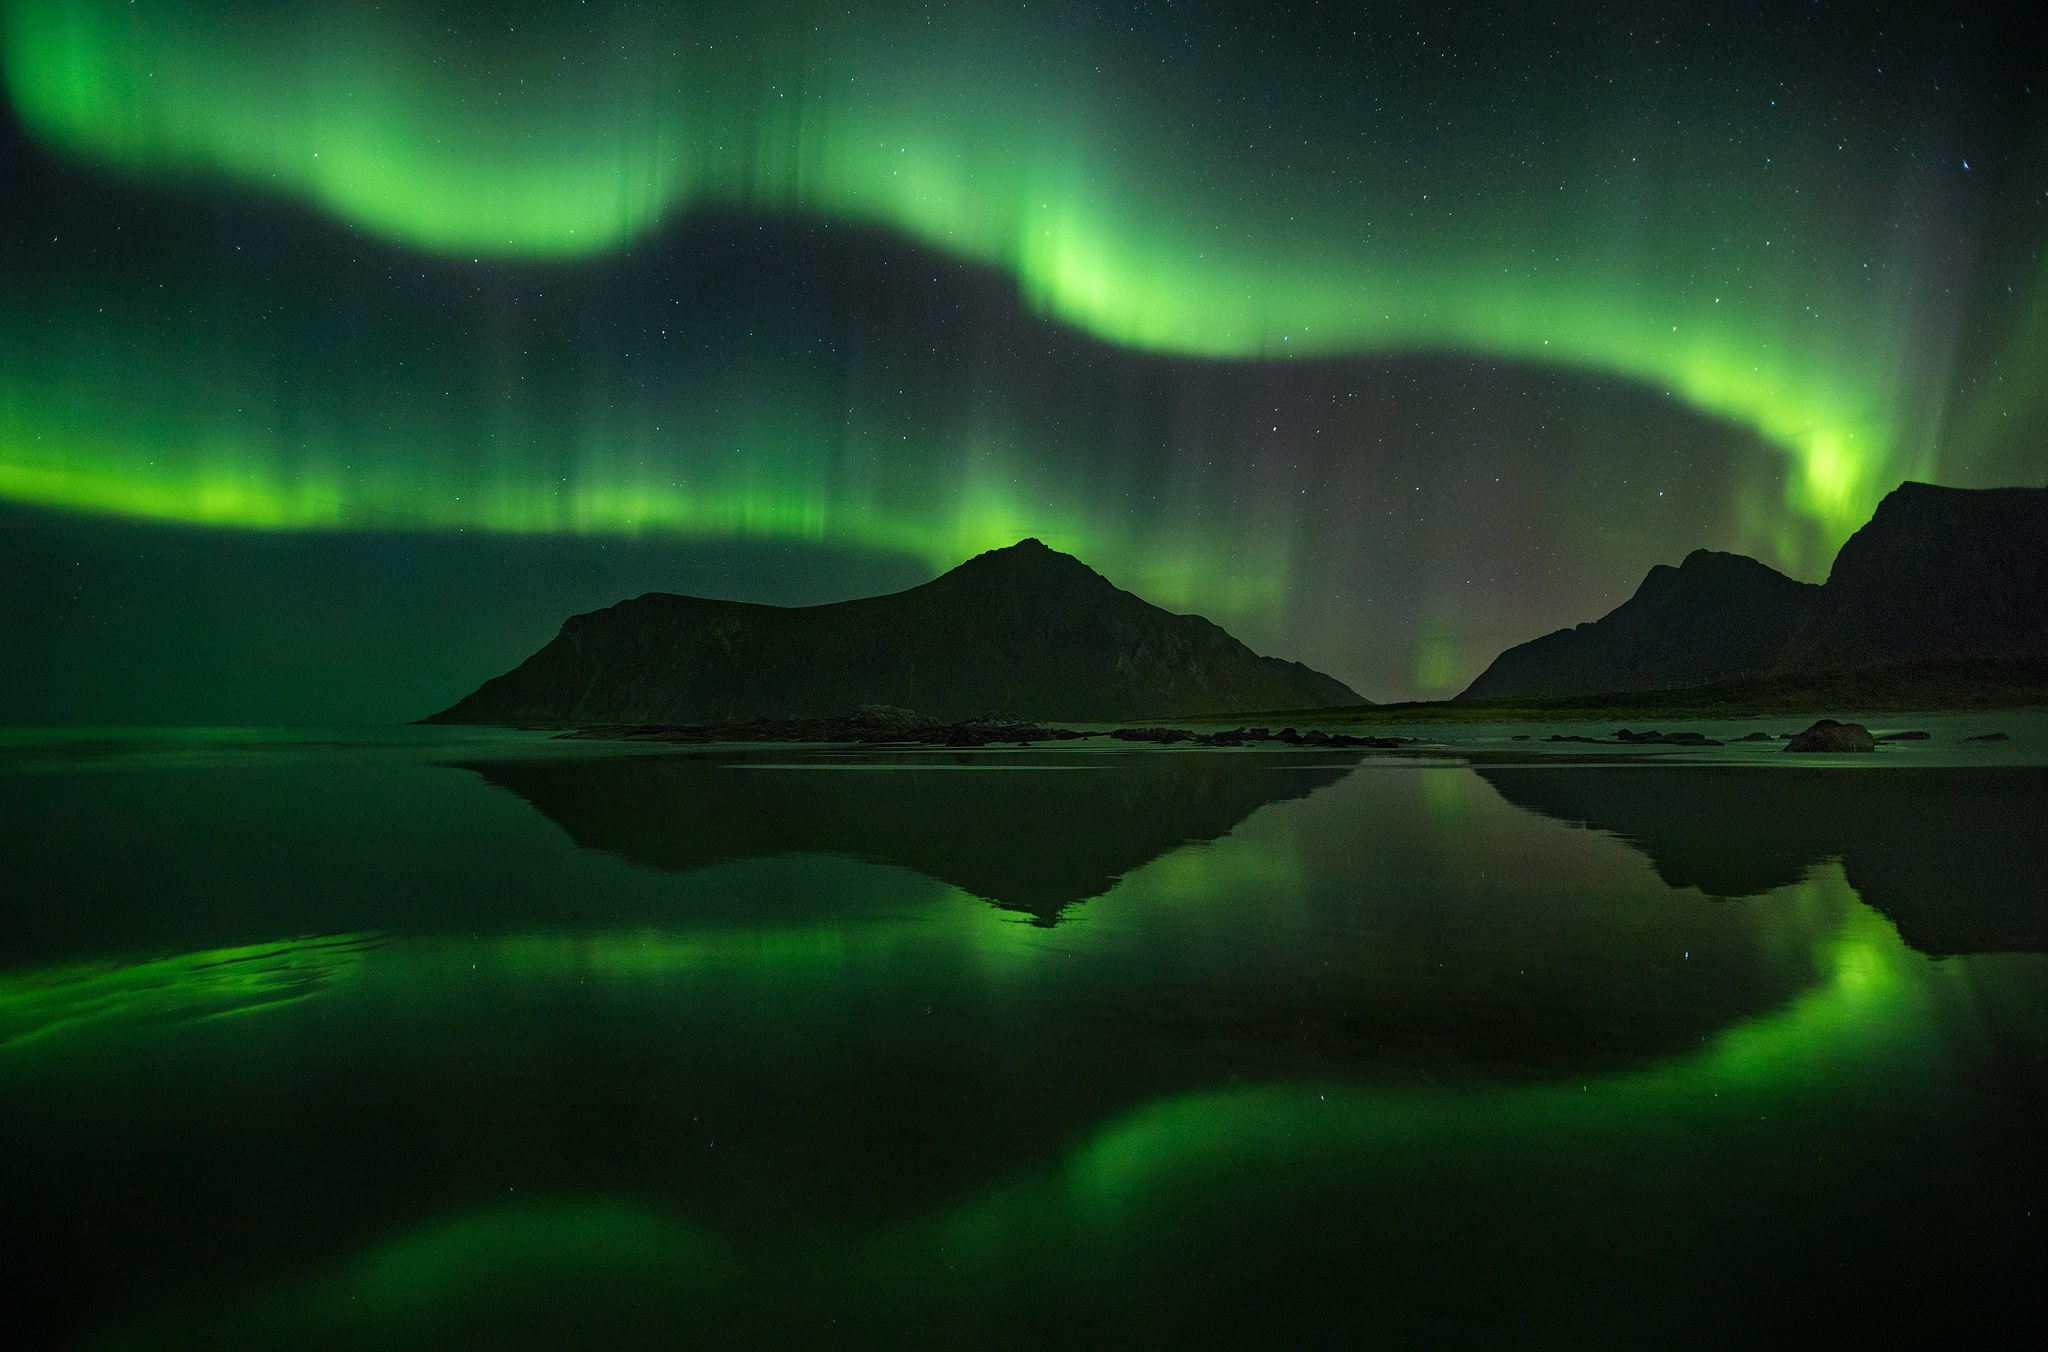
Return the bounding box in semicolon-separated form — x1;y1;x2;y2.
3;728;2044;1347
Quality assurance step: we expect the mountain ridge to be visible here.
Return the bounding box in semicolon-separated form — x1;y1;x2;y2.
1459;483;2048;702
427;538;1365;724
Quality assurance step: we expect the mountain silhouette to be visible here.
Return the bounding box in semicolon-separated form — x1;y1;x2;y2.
1459;550;1817;700
1775;481;2048;671
427;539;1363;724
1460;483;2048;702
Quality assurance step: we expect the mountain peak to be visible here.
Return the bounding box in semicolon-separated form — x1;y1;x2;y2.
932;538;1115;600
1462;547;1818;700
967;536;1069;565
428;540;1365;723
1678;548;1767;570
1461;483;2047;701
1783;481;2048;669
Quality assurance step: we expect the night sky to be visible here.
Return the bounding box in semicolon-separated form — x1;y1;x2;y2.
3;1;2044;722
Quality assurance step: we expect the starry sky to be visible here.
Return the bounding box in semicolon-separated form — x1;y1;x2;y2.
2;0;2044;721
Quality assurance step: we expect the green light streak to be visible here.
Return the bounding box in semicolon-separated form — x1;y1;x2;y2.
0;0;1956;549
0;932;377;1050
0;331;1295;618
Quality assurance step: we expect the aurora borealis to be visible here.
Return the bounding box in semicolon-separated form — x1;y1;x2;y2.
3;1;2046;717
8;8;2048;1338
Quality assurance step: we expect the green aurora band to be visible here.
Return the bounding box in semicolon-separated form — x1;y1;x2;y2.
1;0;2026;563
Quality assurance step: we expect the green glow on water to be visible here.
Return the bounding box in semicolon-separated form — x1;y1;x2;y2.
86;1200;728;1350
80;871;1987;1348
0;0;1973;550
0;933;376;1050
968;874;1925;1222
336;1202;724;1325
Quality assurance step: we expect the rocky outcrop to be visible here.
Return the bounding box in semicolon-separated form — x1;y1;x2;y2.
1783;719;1875;752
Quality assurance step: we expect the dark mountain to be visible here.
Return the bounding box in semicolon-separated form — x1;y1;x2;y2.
427;538;1364;724
1776;481;2048;671
1460;483;2048;702
1459;550;1819;700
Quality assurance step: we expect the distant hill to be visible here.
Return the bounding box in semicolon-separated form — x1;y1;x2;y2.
427;538;1365;724
1460;483;2048;702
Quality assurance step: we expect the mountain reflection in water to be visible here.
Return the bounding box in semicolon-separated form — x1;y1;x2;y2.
1477;765;2048;954
460;750;1358;925
2;736;2043;1348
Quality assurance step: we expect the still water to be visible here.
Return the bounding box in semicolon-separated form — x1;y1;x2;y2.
3;726;2045;1348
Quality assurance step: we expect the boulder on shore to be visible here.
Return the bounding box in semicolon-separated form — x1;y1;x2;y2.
1784;719;1876;753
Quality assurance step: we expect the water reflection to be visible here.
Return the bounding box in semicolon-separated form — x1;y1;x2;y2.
460;750;1358;924
1477;765;2048;954
2;747;2043;1348
0;933;379;1050
74;880;2048;1351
